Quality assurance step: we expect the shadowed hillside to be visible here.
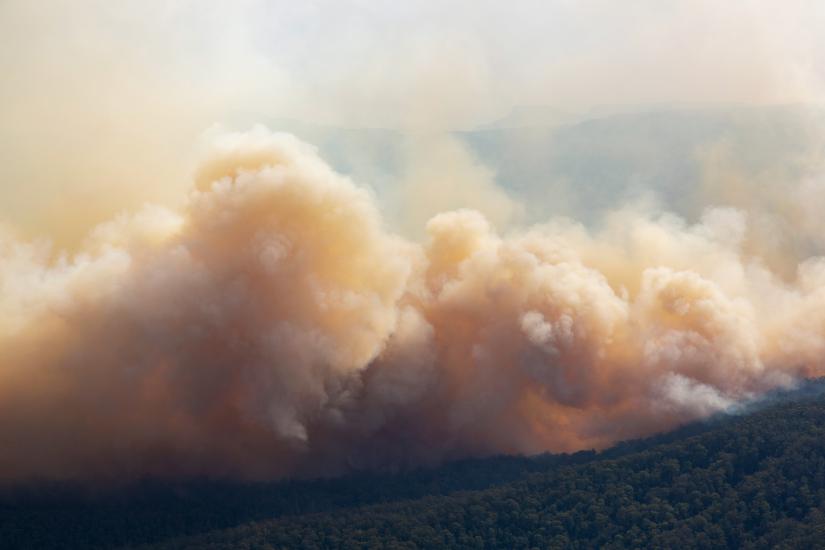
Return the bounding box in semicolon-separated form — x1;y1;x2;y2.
142;379;825;549
2;380;824;549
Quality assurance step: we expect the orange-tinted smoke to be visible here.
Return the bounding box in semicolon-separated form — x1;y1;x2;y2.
0;127;822;482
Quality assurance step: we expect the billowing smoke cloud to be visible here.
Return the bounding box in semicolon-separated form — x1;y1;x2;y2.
2;126;825;482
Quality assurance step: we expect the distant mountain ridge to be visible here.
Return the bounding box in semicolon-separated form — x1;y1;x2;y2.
257;104;825;232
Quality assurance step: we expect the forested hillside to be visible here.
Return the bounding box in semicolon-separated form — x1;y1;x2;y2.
3;382;825;549
148;384;825;549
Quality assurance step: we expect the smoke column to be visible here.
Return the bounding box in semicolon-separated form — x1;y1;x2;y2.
3;126;825;482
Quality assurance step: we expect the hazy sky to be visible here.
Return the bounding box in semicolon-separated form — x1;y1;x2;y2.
1;0;825;242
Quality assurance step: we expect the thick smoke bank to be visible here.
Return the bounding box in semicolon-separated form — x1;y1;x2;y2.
1;127;824;482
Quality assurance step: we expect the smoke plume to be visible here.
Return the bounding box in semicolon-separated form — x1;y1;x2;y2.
2;126;825;482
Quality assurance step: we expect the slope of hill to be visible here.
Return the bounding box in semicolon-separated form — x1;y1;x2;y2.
140;381;825;549
4;381;822;549
0;448;601;549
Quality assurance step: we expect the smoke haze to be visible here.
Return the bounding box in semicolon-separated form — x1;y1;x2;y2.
3;0;825;245
3;1;825;482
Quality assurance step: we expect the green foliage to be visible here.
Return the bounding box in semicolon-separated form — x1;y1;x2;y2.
0;449;588;549
150;392;825;549
4;382;825;549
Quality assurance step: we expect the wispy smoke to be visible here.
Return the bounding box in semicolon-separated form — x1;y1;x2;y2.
3;0;825;247
2;126;825;482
